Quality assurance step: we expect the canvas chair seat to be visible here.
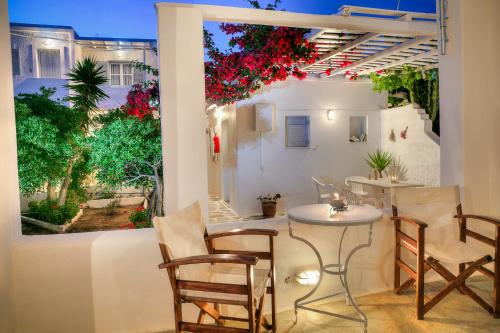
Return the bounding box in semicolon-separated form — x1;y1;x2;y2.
181;266;270;304
402;238;490;264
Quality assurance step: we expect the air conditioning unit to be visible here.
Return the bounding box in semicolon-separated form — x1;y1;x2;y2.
254;103;275;133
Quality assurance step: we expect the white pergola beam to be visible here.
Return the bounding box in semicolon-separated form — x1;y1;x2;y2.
301;33;379;70
356;49;438;75
156;3;437;37
324;36;433;77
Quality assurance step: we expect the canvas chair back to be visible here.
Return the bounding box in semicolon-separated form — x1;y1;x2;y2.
392;186;461;244
153;201;209;279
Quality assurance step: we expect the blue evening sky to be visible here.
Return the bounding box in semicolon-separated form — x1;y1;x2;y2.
8;0;436;50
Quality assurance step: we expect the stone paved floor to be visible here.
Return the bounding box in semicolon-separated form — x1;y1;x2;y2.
208;193;242;223
164;277;500;332
270;276;500;332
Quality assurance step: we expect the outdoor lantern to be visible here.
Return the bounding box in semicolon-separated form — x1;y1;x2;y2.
296;270;320;285
327;109;335;120
214;107;224;120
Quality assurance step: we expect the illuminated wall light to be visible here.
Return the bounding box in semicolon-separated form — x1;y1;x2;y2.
285;270;320;286
327;109;335;120
42;38;55;48
214;107;225;120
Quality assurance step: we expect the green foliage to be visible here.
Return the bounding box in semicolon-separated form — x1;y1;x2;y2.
257;193;281;203
15;101;73;194
370;67;440;135
366;150;393;176
28;191;80;225
90;116;162;189
65;57;109;130
105;200;119;216
129;207;151;228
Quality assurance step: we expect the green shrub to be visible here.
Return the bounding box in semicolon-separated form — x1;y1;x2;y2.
28;193;80;225
129;206;152;228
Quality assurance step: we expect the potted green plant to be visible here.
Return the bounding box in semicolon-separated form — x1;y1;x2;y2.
257;193;281;217
366;150;393;179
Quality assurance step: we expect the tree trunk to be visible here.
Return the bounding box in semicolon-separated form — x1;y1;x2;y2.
58;157;76;206
47;182;57;201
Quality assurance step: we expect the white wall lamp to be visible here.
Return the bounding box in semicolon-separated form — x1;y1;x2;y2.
285;270;320;286
326;109;335;120
214;106;225;121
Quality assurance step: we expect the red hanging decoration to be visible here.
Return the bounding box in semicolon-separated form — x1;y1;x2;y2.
213;133;220;154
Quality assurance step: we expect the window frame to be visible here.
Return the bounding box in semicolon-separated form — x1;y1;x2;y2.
285;115;311;148
109;62;134;86
11;48;20;76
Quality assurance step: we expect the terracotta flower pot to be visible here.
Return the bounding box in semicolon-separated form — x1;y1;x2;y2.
261;202;277;217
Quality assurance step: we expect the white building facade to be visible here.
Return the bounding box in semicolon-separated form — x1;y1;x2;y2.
10;23;157;109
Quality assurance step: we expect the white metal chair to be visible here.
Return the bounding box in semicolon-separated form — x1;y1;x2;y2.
311;176;337;203
153;201;278;332
392;186;499;319
345;176;369;196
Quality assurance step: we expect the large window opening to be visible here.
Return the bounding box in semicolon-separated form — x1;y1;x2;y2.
38;49;61;78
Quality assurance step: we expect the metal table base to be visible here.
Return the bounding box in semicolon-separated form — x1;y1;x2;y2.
288;220;374;333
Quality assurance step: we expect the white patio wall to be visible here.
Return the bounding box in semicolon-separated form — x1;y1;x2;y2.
380;104;440;186
229;78;387;216
4;1;498;332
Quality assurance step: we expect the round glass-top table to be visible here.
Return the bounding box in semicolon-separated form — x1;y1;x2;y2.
287;204;383;332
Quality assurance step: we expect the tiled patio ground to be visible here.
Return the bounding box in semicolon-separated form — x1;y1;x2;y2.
164;277;500;332
271;276;499;333
208;194;242;223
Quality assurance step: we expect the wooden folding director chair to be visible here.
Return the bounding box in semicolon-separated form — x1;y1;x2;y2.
153;201;278;332
392;186;500;320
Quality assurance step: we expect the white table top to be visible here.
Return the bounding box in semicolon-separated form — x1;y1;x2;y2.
288;204;383;227
348;178;424;189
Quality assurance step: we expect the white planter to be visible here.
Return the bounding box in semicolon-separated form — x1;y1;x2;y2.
85;196;145;209
21;209;83;233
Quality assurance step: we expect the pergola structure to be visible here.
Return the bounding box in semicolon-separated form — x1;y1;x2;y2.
155;3;442;219
303;6;439;78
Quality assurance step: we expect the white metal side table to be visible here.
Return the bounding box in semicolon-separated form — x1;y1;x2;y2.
287;204;383;333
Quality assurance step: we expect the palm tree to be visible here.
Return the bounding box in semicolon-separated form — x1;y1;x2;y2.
66;57;109;130
58;57;108;206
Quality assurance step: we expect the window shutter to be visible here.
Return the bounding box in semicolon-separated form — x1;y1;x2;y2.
97;62;109;84
27;44;33;73
63;46;70;73
38;49;61;78
133;66;145;84
11;48;20;76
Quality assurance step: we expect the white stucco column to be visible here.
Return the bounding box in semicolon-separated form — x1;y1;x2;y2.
440;0;500;214
156;5;209;218
0;0;20;330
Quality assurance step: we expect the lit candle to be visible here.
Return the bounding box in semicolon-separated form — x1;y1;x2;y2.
331;192;345;210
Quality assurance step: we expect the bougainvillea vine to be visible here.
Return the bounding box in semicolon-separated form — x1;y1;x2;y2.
204;0;319;105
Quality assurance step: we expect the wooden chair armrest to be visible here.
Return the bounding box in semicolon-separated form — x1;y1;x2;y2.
205;229;279;241
158;254;258;269
391;216;428;228
455;214;500;226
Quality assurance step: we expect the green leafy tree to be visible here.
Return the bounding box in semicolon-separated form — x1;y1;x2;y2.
90;115;163;220
15;101;73;195
56;57;108;205
370;66;440;135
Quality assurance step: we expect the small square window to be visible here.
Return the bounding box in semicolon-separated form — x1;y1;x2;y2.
285;116;310;148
